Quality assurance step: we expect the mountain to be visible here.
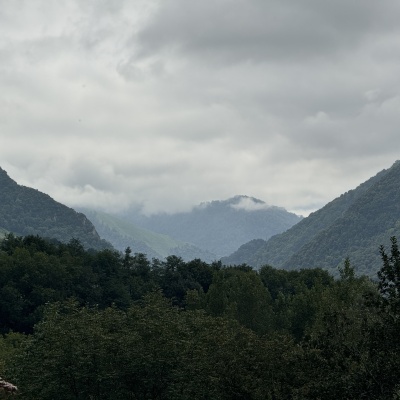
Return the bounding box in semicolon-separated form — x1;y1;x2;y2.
221;239;267;266
122;195;302;258
224;161;400;277
81;209;217;262
0;167;111;250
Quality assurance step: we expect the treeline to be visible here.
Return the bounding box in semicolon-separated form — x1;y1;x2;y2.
1;234;400;398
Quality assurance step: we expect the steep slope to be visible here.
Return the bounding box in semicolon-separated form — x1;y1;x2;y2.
228;167;388;269
123;195;302;258
82;209;217;262
0;167;110;250
282;161;400;276
221;239;267;266
227;161;400;277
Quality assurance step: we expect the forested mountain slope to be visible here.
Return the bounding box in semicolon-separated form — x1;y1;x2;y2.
0;167;110;250
82;209;217;262
224;162;398;276
123;195;302;258
221;238;267;266
281;161;400;276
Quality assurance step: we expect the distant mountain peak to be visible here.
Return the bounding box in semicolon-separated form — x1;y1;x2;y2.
205;195;288;213
123;194;302;258
228;195;272;211
197;195;273;212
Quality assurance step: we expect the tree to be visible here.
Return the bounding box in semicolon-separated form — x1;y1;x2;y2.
204;268;274;335
378;236;400;312
12;293;289;399
292;245;400;399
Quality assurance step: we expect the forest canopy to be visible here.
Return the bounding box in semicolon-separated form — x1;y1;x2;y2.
0;233;400;399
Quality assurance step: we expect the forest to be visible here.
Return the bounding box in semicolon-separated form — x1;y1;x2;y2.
0;233;400;399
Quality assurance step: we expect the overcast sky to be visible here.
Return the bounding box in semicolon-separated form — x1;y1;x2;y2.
1;0;400;216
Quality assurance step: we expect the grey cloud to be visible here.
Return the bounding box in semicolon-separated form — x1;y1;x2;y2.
134;0;400;64
1;0;400;217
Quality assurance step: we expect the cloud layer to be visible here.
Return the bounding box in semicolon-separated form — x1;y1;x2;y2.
1;0;400;216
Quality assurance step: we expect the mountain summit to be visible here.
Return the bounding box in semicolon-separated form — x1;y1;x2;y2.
123;195;302;258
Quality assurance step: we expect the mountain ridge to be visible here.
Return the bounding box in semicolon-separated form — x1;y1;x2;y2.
223;161;400;276
81;208;217;262
0;167;111;250
121;195;303;258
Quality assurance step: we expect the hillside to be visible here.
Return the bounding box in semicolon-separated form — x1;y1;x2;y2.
221;239;267;266
123;195;302;258
0;167;111;250
81;209;217;262
225;161;400;277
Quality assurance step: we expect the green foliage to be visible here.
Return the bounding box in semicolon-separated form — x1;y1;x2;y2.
0;333;26;377
378;236;400;310
259;265;334;339
10;294;296;400
0;235;127;332
0;235;218;333
291;253;399;399
360;237;400;398
5;232;400;398
204;267;274;334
